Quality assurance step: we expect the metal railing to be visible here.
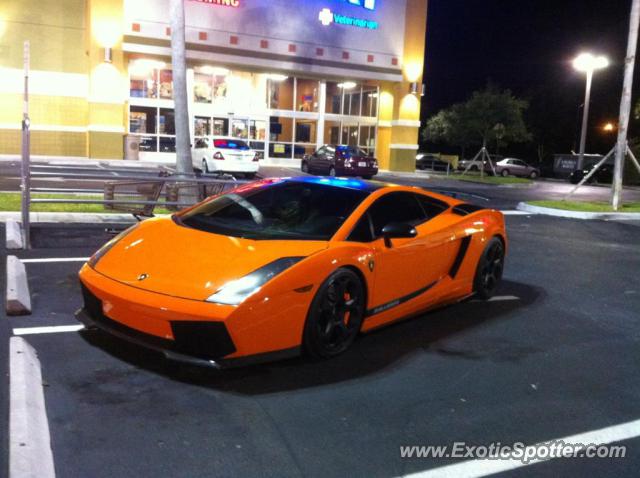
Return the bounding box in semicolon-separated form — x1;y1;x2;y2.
19;161;249;249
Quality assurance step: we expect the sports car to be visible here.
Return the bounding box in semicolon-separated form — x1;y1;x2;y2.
76;177;507;367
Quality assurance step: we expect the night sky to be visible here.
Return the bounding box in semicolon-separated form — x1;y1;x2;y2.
423;0;636;158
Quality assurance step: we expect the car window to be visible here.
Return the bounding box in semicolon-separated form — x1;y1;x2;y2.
315;147;326;157
213;139;250;150
368;192;425;238
179;181;369;241
195;139;208;149
414;194;449;219
347;212;374;242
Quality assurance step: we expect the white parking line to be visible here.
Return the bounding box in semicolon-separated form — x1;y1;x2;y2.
21;257;89;263
399;418;640;478
9;337;56;478
13;325;84;335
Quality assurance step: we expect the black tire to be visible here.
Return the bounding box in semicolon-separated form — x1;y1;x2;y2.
202;159;210;174
529;171;539;179
501;169;510;177
329;166;336;177
362;175;373;180
245;173;256;179
473;237;505;300
303;268;366;359
301;161;309;173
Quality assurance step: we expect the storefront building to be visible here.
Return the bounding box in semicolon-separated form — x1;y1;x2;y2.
0;0;427;171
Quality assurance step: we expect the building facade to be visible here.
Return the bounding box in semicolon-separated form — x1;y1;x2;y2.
0;0;428;171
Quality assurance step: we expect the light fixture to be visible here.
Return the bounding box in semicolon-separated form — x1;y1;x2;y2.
409;82;418;95
338;81;357;89
420;83;426;97
265;73;288;81
199;65;229;75
103;47;112;63
573;53;609;73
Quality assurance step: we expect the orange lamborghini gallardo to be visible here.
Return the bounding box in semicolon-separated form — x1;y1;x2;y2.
77;177;507;367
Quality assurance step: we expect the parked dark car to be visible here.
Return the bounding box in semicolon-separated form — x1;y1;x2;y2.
569;164;614;184
416;153;450;171
301;145;378;179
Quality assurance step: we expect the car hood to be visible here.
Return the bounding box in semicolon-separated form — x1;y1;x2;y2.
93;217;327;301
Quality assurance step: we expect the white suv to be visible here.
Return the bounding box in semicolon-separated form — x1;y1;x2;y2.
192;136;259;179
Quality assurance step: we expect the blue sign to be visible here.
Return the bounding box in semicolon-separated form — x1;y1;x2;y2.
319;8;378;29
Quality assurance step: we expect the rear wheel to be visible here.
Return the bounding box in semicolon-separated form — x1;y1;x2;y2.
303;268;366;359
202;159;210;174
329;166;336;177
529;170;539;179
245;173;256;179
473;237;505;300
501;169;510;177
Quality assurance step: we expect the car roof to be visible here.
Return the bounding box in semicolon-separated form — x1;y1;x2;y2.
282;176;394;193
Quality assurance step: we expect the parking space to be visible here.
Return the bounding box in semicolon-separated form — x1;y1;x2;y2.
3;216;640;477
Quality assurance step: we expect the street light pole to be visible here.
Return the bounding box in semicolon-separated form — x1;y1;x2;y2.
573;53;609;170
577;69;593;171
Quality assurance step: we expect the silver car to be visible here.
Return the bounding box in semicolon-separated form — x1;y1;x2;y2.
493;158;540;178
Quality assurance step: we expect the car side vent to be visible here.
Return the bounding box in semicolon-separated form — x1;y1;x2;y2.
452;203;485;216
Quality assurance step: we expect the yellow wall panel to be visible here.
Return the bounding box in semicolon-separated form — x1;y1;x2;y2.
31;131;86;156
89;131;123;159
0;130;22;155
377;127;391;170
89;102;125;127
0;94;87;127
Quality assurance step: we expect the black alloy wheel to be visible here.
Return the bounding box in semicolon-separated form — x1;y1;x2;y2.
473;237;505;300
303;268;366;358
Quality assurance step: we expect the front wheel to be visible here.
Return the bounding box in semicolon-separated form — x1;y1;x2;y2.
501;169;510;177
303;268;366;359
329;166;336;177
473;237;505;300
529;171;539;179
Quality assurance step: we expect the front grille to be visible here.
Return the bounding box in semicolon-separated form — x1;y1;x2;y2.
80;283;236;360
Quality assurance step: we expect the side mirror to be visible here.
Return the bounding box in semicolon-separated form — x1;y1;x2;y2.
381;222;417;247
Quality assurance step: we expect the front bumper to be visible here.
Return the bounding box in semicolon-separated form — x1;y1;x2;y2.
210;162;259;173
78;282;235;367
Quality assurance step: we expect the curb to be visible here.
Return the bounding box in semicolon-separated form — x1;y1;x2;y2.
517;202;640;220
6;220;23;249
6;256;32;315
9;337;56;478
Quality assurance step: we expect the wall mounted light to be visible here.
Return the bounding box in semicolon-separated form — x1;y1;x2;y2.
104;47;113;63
265;73;288;81
338;81;357;89
409;82;418;95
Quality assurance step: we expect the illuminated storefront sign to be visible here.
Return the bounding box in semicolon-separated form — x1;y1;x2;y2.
189;0;240;7
319;8;379;30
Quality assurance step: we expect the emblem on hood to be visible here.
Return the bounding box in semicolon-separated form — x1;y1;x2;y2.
137;273;149;281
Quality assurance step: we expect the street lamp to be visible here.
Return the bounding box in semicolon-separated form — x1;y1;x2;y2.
573;53;609;169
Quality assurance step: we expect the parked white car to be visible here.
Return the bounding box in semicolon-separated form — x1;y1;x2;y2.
192;136;259;179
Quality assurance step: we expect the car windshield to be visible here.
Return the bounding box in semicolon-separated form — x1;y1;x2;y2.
178;181;369;240
213;139;250;150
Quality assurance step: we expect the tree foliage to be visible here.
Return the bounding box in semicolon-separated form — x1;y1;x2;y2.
423;85;531;151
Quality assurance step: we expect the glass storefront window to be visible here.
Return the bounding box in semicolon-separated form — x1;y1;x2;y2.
130;69;157;98
343;85;362;116
194;116;211;137
324;120;341;145
295;119;317;143
138;136;157;152
194;72;213;103
159;69;173;99
342;124;359;146
231;118;249;139
159;109;175;135
296;79;320;112
250;120;266;141
326;82;342;114
267;77;294;110
213;75;228;102
359;125;377;150
361;87;378;117
270;116;293;158
130;106;157;134
159;136;176;153
213;117;229;136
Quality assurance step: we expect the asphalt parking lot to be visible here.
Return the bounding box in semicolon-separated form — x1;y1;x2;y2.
2;213;640;477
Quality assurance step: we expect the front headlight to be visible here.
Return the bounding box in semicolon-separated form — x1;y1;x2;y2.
88;223;140;268
206;256;304;305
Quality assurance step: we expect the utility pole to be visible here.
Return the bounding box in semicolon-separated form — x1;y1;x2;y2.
577;69;593;171
21;41;31;249
612;0;640;210
169;0;191;178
